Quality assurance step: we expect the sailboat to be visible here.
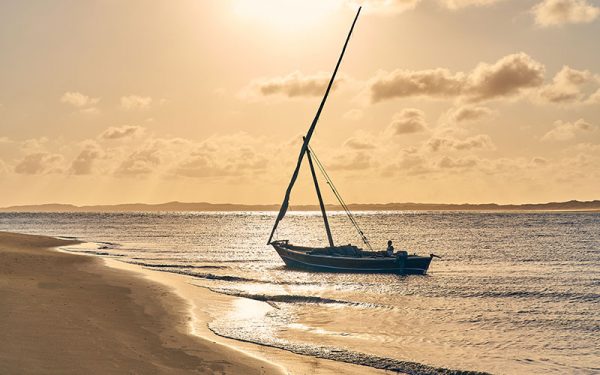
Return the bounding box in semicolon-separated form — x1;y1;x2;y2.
268;7;435;275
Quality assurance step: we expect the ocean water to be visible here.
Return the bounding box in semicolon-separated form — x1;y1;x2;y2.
1;211;598;374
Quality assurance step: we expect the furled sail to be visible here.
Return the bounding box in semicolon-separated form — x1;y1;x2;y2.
267;7;361;244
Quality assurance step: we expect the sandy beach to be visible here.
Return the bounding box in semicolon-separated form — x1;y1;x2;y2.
0;231;284;374
0;231;385;375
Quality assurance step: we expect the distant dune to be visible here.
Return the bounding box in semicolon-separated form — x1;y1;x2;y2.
1;200;599;212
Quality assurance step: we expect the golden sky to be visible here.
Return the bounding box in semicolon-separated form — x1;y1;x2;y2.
0;0;599;206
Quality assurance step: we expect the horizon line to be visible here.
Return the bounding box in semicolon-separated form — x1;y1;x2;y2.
1;199;599;212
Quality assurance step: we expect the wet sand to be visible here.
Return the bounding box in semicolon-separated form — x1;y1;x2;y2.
0;231;282;374
0;231;385;375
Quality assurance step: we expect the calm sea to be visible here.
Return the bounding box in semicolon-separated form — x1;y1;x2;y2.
1;211;598;374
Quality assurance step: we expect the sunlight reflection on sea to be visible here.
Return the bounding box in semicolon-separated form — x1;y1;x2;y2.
1;211;598;374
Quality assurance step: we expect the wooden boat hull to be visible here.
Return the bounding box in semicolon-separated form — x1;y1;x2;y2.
271;241;432;275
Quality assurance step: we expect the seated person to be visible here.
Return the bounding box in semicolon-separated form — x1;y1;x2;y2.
386;240;394;256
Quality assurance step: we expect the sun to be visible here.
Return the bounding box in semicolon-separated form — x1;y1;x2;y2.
233;0;343;30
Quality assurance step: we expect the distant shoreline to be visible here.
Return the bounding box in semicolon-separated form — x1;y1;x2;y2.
1;199;599;212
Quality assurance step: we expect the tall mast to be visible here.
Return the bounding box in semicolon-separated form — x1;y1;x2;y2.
268;7;361;244
306;140;334;247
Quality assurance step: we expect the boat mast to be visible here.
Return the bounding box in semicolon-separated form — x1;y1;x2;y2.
305;138;334;247
267;7;361;245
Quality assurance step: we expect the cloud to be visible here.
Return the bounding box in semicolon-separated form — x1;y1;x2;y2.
175;148;267;178
586;88;600;104
344;137;377;149
532;157;549;166
234;148;269;171
344;0;421;14
174;133;269;178
79;107;100;115
344;0;504;14
60;91;100;114
0;158;9;174
242;71;343;99
174;152;234;178
427;134;495;151
115;149;161;176
371;68;465;102
14;152;64;174
328;151;372;171
343;109;364;121
383;147;487;177
448;105;493;122
70;142;103;175
436;155;479;169
440;0;505;10
120;95;152;110
60;91;100;108
388;109;429;134
385;149;430;176
538;65;592;103
533;0;599;27
370;53;545;103
100;125;144;140
467;53;546;101
21;137;49;153
541;119;596;141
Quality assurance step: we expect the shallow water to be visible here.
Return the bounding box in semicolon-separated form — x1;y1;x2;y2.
1;211;598;374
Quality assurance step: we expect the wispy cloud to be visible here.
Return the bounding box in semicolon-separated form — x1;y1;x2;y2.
241;71;344;100
60;91;100;114
541;119;596;141
447;105;494;123
14;152;65;175
440;0;505;10
60;91;99;107
533;0;599;27
344;0;422;14
426;134;495;151
100;125;145;140
120;95;153;110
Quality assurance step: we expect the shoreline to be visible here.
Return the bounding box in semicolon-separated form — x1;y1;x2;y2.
94;244;387;375
0;231;385;375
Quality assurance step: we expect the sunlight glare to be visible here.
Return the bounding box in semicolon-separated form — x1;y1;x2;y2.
233;0;343;30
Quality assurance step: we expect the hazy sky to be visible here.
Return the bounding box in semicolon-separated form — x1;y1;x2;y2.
0;0;599;206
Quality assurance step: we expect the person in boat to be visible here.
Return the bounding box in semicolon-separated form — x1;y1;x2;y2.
386;240;394;257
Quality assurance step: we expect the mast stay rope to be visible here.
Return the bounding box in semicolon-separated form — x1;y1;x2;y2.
307;144;373;250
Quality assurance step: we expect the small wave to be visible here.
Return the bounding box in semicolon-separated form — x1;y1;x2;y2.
96;241;119;246
211;259;264;263
120;262;320;286
57;236;79;240
464;289;600;302
130;257;264;263
61;248;125;257
208;324;490;375
126;261;226;270
163;269;259;282
209;288;356;305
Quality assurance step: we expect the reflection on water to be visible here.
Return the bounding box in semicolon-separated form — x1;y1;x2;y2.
1;211;598;374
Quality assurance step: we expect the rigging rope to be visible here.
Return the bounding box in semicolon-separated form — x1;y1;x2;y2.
307;144;373;250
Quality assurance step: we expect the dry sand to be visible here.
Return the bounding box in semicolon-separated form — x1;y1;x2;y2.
0;231;282;375
0;231;385;375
